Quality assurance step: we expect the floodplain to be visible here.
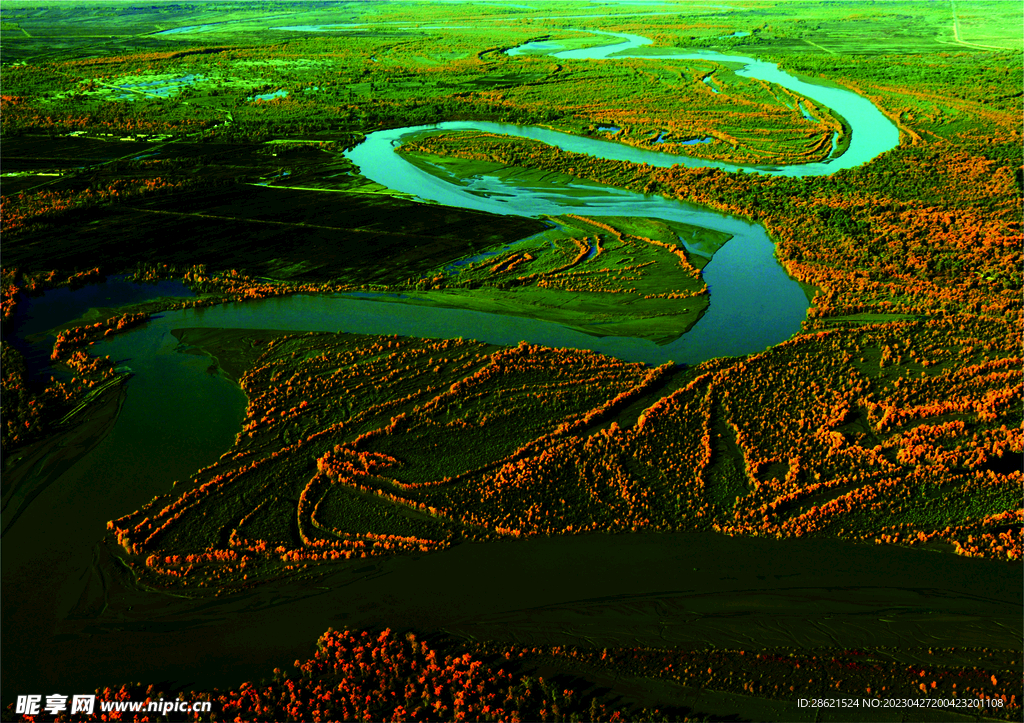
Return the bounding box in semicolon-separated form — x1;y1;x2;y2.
1;1;1021;721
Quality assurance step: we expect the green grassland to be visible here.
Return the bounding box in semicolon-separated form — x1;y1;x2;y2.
0;6;846;163
368;159;718;341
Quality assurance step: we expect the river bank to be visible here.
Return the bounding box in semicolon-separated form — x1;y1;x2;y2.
5;525;1019;702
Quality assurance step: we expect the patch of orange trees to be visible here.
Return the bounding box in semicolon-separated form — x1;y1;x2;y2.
110;309;1019;599
4;628;639;722
0;270;144;449
109;334;668;590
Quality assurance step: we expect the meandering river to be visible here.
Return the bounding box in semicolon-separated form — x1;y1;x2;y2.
509;29;899;174
6;32;988;713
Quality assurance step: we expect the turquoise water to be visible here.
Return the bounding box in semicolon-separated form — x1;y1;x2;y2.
344;121;808;362
655;132;713;145
552;30;654;59
827;131;840;158
92;248;803;366
249;89;289;101
506;40;564;56
702;75;721;93
506;30;899;174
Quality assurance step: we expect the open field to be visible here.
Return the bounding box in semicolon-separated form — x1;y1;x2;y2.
2;1;1021;721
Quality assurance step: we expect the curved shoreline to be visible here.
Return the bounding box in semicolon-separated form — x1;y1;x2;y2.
505;30;900;175
343;122;809;363
5;523;1020;700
